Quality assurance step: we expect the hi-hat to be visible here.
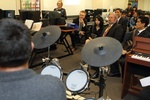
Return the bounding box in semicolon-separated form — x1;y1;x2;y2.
32;25;61;49
81;37;122;67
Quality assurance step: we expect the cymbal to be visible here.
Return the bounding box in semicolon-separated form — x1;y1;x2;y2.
81;37;123;67
32;25;61;49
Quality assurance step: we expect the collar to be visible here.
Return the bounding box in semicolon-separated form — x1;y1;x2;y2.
0;69;36;82
137;28;146;35
118;17;121;21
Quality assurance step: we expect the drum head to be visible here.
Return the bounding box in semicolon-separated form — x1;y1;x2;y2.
41;65;61;79
66;69;88;92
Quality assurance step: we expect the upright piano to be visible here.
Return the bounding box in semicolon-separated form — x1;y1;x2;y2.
121;36;150;99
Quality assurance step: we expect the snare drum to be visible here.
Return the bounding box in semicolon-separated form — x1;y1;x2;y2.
66;69;90;93
41;64;63;80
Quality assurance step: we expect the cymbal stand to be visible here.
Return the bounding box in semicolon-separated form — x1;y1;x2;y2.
98;66;110;99
90;66;109;99
98;67;106;98
42;46;51;66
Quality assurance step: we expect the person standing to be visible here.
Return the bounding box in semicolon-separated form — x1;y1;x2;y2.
0;19;67;100
54;1;67;19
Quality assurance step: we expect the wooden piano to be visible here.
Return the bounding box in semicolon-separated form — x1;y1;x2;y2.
121;36;150;99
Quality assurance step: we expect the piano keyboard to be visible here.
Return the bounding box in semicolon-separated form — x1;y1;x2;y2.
131;54;150;62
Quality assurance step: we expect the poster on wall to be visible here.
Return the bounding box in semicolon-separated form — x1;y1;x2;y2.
129;0;138;8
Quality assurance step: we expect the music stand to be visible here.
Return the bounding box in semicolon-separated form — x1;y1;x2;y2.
81;37;122;98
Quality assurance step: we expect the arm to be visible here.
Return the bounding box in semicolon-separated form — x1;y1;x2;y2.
63;8;67;19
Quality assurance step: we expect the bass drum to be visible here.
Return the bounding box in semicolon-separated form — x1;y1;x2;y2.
65;69;90;93
41;64;63;80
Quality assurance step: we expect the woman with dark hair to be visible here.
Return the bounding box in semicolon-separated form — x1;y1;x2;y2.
85;15;104;44
92;15;104;37
84;15;104;78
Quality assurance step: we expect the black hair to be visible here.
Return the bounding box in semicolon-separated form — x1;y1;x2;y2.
115;8;123;13
138;16;149;27
128;3;131;5
0;19;32;67
122;10;127;14
94;15;104;28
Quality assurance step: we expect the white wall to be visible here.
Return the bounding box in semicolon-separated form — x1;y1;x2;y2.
143;0;150;11
92;0;128;11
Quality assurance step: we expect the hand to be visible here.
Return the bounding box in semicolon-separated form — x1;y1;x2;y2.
79;19;85;25
79;31;85;35
88;37;92;40
122;50;127;55
122;49;131;55
132;26;136;29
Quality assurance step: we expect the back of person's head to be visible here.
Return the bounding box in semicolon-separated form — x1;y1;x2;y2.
138;16;149;27
0;19;32;67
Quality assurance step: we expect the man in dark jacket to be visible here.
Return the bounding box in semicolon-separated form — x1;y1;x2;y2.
70;10;90;51
92;12;124;78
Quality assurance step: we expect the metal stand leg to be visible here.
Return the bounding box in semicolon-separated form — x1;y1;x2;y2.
98;68;105;98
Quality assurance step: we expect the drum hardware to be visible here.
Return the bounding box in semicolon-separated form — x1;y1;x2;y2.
81;37;122;98
29;25;61;67
41;58;63;80
80;62;89;71
32;25;61;49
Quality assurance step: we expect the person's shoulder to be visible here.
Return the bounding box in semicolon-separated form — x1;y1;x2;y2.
54;8;57;10
113;22;121;28
146;25;150;33
141;29;150;37
62;8;66;10
35;74;61;83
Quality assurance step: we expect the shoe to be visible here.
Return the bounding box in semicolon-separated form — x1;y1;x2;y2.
92;72;99;79
108;72;121;77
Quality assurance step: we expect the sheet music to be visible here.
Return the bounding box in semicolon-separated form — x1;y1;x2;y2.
140;76;150;87
25;19;34;29
31;22;42;31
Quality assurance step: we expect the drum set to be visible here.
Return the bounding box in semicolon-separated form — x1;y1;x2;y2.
41;58;90;96
32;25;123;99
